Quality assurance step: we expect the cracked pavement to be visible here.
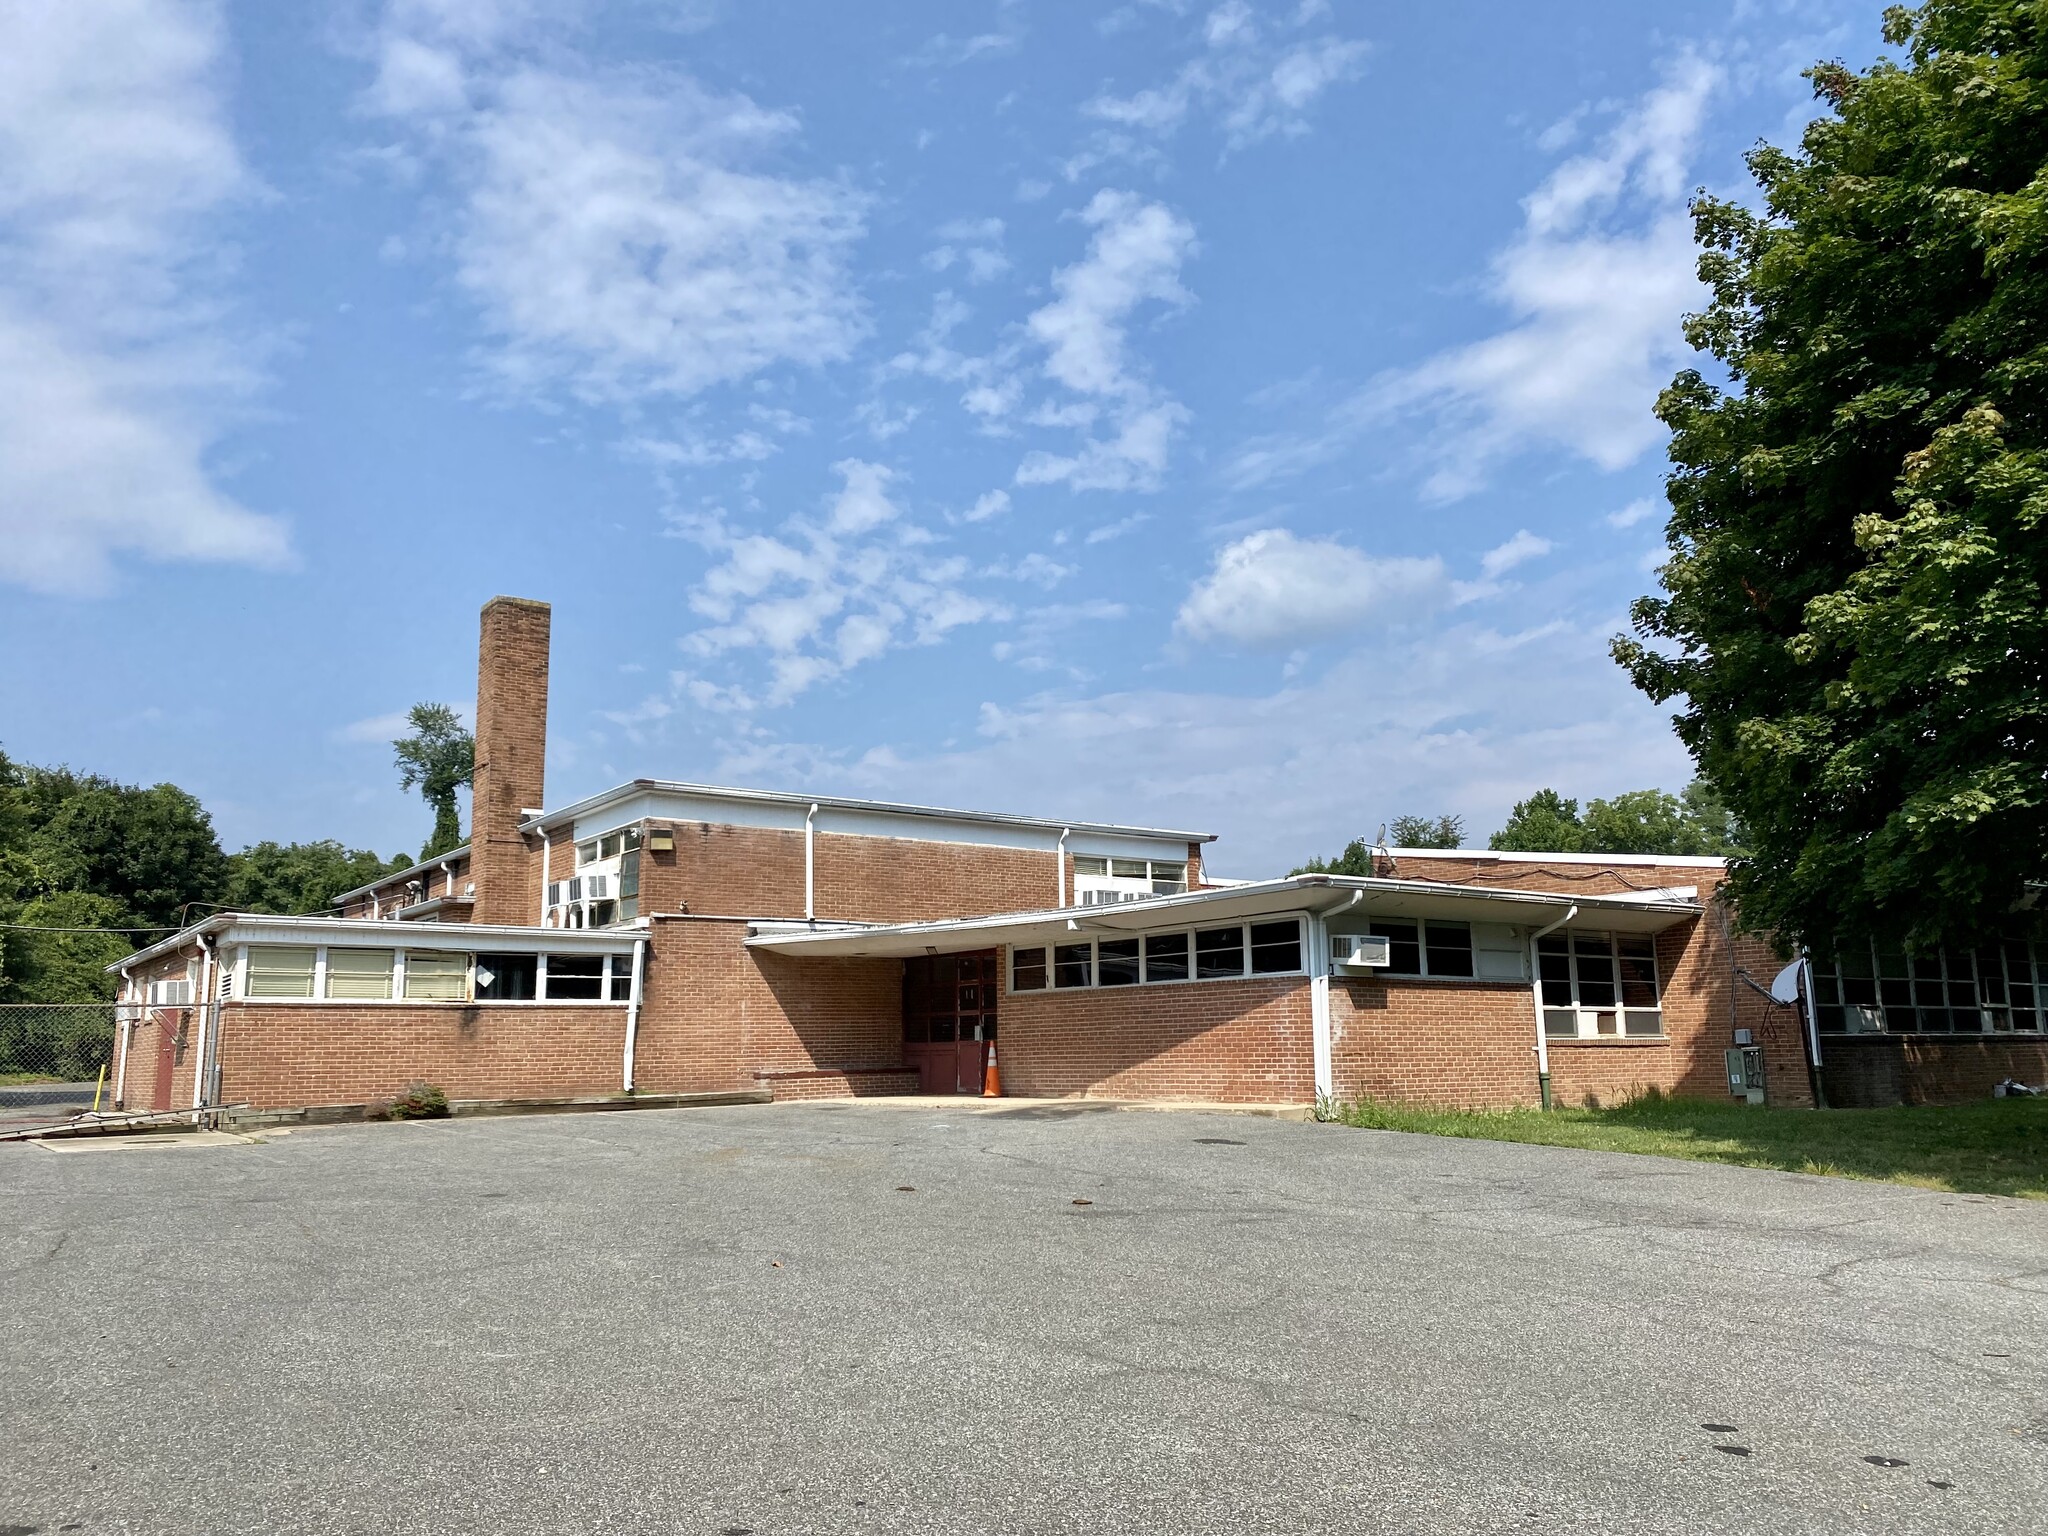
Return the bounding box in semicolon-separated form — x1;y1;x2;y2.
3;1101;2045;1534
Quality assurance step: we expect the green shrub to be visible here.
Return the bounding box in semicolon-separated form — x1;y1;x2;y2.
387;1081;450;1120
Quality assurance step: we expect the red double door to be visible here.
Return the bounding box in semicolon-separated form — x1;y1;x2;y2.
903;951;998;1095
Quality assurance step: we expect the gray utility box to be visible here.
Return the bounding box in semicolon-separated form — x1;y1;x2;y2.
1724;1045;1767;1105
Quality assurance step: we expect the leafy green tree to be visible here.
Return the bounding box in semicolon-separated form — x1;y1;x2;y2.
0;891;130;1005
1389;814;1465;849
23;769;228;929
1490;790;1589;853
1294;837;1378;877
1490;783;1742;856
1614;1;2048;951
393;704;474;860
224;841;409;916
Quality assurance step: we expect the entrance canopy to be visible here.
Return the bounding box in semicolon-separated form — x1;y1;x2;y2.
744;874;1700;959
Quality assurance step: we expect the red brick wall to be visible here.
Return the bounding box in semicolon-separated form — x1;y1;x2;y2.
1329;979;1541;1107
634;820;1064;923
1821;1035;2048;1107
999;968;1315;1103
630;918;905;1095
470;597;550;925
217;1002;627;1109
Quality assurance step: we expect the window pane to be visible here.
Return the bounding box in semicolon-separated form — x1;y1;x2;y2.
1623;1009;1663;1038
1537;936;1571;1006
1110;858;1147;879
1012;947;1047;991
1573;934;1617;1008
577;841;599;866
1195;926;1245;979
1098;938;1141;986
608;953;637;1002
1543;1009;1578;1037
1370;920;1421;975
545;954;604;1000
1423;921;1473;978
325;948;394;1001
247;945;317;999
1617;935;1659;1007
404;951;468;1001
475;953;537;1001
1055;943;1093;988
1249;921;1302;974
1150;862;1187;893
599;834;621;859
619;850;640;900
1072;855;1108;877
1144;932;1190;983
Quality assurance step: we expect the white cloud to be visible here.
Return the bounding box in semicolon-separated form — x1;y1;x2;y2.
1374;54;1719;499
364;5;868;405
1013;191;1197;493
694;614;1692;879
923;216;1010;283
1607;496;1660;528
1176;529;1447;649
1081;3;1368;154
1221;53;1718;502
960;489;1011;523
0;0;289;596
671;460;1010;706
1478;529;1553;580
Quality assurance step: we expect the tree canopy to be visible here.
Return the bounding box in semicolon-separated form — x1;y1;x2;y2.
393;703;474;860
1489;783;1744;857
1614;0;2048;951
224;841;411;916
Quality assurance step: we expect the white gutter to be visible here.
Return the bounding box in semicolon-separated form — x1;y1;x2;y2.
805;803;819;921
1309;889;1363;1107
542;830;552;923
621;936;648;1092
1528;905;1577;1110
1057;827;1070;908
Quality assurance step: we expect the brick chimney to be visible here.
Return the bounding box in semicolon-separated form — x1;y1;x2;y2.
469;597;550;926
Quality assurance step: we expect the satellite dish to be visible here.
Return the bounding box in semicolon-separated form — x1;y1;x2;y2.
1769;958;1804;1004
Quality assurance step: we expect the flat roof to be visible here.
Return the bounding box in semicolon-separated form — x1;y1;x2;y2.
743;874;1700;959
516;777;1217;844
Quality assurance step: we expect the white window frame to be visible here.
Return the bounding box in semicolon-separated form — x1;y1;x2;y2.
1811;936;2047;1035
1537;929;1664;1040
1008;916;1308;994
1070;854;1192;906
1353;918;1528;982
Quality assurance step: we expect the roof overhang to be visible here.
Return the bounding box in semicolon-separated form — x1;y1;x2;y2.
743;875;1700;959
514;777;1216;845
110;913;640;972
329;845;473;907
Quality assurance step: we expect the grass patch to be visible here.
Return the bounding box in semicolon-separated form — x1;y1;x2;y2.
1331;1090;2048;1200
0;1071;69;1086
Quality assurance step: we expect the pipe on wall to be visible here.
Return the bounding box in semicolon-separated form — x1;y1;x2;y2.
621;936;648;1093
1057;828;1070;908
805;803;819;921
1527;905;1577;1111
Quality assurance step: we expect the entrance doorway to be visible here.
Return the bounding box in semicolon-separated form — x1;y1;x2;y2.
903;951;998;1095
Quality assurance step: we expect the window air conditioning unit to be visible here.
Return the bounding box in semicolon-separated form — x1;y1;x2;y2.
587;874;608;899
1333;934;1392;971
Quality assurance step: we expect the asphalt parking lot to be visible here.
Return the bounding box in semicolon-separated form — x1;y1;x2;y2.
3;1102;2045;1534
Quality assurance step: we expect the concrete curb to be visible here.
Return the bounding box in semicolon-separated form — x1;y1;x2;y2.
225;1088;771;1130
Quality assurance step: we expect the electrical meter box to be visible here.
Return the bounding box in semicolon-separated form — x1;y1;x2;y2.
1724;1045;1767;1104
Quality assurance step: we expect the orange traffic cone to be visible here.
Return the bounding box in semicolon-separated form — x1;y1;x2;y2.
982;1039;1003;1098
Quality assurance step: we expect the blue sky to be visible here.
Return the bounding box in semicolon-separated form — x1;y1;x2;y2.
2;0;1884;875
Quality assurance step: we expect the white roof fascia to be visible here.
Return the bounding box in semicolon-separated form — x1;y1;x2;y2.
111;913;637;972
743;875;1701;958
517;778;1215;846
329;845;474;907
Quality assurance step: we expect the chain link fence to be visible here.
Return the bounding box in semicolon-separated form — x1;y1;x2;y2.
0;1003;120;1128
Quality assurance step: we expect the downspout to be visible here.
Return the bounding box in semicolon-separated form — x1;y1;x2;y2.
805;803;819;922
621;936;648;1093
1057;828;1070;908
542;829;552;924
114;965;133;1109
1798;948;1828;1109
1309;889;1364;1110
191;934;217;1116
1528;905;1577;1111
